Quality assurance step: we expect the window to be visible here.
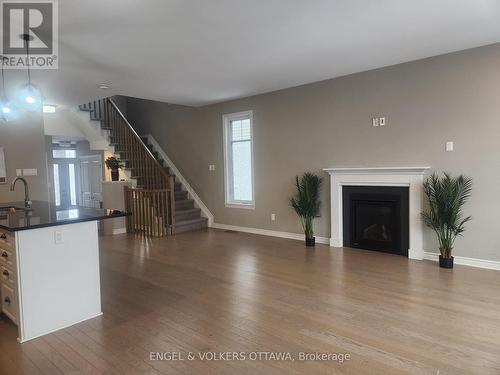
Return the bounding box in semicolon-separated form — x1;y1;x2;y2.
53;164;60;206
43;105;56;113
223;111;254;208
68;164;77;206
52;149;76;159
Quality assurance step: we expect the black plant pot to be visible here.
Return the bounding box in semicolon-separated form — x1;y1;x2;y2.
439;255;454;269
305;237;315;247
111;169;119;181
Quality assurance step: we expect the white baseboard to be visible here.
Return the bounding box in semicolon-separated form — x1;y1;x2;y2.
408;248;424;260
212;223;330;244
144;134;214;226
424;252;500;271
18;312;103;343
330;238;341;247
210;225;500;270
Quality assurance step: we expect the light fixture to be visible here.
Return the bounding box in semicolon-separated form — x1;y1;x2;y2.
18;34;43;112
98;83;110;90
43;104;56;113
0;55;14;122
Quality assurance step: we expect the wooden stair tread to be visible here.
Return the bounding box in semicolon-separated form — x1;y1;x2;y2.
175;207;200;214
175;217;208;226
176;198;193;203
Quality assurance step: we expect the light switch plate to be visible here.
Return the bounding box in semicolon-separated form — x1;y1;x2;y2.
445;141;454;152
16;169;22;176
271;213;276;221
379;117;386;126
372;118;379;127
22;168;37;176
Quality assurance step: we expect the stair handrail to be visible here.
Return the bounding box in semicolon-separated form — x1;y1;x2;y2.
107;97;171;182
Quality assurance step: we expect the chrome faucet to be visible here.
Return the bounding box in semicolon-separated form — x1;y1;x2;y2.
10;177;32;209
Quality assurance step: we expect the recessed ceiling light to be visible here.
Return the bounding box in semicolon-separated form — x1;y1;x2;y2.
98;83;110;90
43;105;56;113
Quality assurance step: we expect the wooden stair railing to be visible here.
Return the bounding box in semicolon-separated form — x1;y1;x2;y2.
80;98;176;236
124;187;171;237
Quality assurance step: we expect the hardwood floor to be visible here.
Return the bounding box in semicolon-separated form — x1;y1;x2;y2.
2;229;500;374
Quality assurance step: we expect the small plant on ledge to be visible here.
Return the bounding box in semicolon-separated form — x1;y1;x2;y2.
421;172;472;269
290;172;323;247
104;156;124;181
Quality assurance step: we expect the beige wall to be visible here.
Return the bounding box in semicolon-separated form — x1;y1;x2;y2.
126;43;500;261
0;113;49;203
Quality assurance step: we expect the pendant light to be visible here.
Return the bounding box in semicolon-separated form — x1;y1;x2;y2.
16;34;43;112
0;55;14;121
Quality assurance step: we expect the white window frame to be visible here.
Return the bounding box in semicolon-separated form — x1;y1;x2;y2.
223;110;255;209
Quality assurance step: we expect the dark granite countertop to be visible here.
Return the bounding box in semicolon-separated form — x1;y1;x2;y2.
0;201;130;232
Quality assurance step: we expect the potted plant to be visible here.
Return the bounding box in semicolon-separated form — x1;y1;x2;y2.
421;172;472;269
104;156;123;181
290;172;323;247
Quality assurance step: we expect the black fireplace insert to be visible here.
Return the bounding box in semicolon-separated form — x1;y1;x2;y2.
342;186;409;256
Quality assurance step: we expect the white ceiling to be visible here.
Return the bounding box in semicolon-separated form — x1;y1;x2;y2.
5;0;500;107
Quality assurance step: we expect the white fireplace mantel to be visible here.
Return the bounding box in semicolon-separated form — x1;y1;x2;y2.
323;166;430;260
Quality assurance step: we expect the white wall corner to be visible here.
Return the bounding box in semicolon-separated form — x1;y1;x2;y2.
143;134;215;226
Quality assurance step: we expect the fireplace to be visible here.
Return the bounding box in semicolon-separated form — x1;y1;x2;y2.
342;186;409;256
323;167;429;260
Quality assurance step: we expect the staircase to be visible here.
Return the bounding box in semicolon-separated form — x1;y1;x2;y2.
140;136;208;233
78;98;208;236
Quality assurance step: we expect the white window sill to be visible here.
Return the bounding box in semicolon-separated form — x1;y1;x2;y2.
225;202;255;210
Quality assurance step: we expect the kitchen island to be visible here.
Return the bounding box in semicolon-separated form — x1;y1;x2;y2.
0;200;129;343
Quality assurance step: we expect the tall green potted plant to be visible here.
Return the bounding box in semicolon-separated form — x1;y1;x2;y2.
421;172;472;269
290;173;322;247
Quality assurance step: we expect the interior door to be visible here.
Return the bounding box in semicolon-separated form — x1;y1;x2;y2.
80;155;103;208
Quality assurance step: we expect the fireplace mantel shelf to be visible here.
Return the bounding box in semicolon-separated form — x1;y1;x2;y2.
323;167;430;175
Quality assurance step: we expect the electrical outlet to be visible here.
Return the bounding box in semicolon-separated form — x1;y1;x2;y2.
208;164;216;171
379;117;386;126
16;169;22;176
372;118;379;127
54;231;63;244
271;213;276;221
